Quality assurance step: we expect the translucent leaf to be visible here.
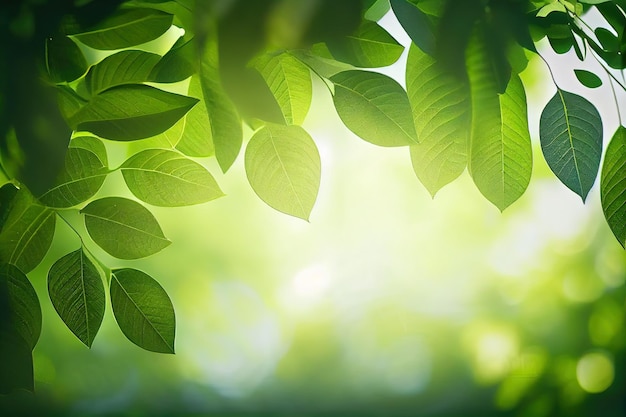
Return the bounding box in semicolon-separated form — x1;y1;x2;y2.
121;149;224;206
331;70;418;146
46;35;87;83
176;75;214;157
110;268;175;353
539;89;602;201
245;124;321;220
364;0;391;21
48;249;105;347
390;0;436;55
0;264;42;349
81;197;170;259
326;20;404;68
0;189;55;273
574;69;602;88
38;148;108;208
251;52;312;125
149;37;196;83
467;31;532;211
69;136;108;166
69;84;198;141
600;127;626;247
86;50;161;95
72;8;173;50
289;50;355;78
406;43;469;196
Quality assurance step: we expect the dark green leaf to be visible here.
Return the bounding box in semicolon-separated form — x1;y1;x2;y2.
121;149;224;206
81;197;170;259
390;0;436;55
69;84;198;141
600;126;626;247
331;70;418;147
406;44;469;196
56;85;87;122
0;184;19;232
539;90;603;201
48;249;105;347
596;2;626;36
46;35;87;83
326;20;404;68
251;52;312;125
245;124;321;220
72;8;173;50
0;190;55;273
86;50;161;95
149;37;197;83
0;264;42;349
574;69;603;88
595;27;619;52
0;329;33;393
38;148;108;208
176;75;214;156
110;268;175;353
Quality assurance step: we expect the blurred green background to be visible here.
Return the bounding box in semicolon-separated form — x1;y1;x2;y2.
2;10;626;417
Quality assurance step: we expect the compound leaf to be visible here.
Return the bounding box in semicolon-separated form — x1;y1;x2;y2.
601;126;626;247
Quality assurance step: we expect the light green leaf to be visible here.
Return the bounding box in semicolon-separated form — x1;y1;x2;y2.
110;268;175;353
86;50;161;95
467;33;532;211
149;37;196;83
38;148;109;208
539;89;602;201
176;75;214;157
406;43;469;196
81;197;170;259
0;189;55;273
121;149;223;206
331;70;418;146
56;86;87;122
290;50;355;79
69;84;198;141
46;35;87;83
69;136;108;166
245;124;321;220
600;126;626;247
251;52;312;125
0;263;42;349
326;20;404;68
47;249;105;347
574;69;603;88
72;8;173;50
364;0;391;21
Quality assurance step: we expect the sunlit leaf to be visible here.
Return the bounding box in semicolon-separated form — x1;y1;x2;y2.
467;32;532;211
0;264;42;349
69;84;198;141
245;124;321;220
289;50;355;78
326;20;404;68
406;43;469;196
364;0;391;21
121;149;223;206
149;36;197;83
69;136;108;166
48;249;105;347
176;75;214;157
600;126;626;247
86;50;161;95
72;8;173;50
251;52;312;125
110;268;175;353
0;189;55;273
46;35;87;83
331;70;418;146
390;0;436;55
539;89;602;201
38;148;108;208
81;197;170;259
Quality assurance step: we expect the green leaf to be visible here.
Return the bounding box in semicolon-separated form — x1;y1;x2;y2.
326;20;404;68
0;328;34;393
110;268;175;353
406;43;469;196
0;184;19;231
121;149;223;206
467;37;532;212
539;89;603;201
46;35;87;83
0;189;55;273
86;50;161;95
38;148;108;208
149;36;197;83
245;124;321;220
595;27;619;52
47;249;105;347
81;197;170;259
290;50;355;78
176;75;214;157
69;84;198;141
364;0;391;21
574;69;602;88
0;264;42;349
72;8;173;50
331;70;418;146
251;52;312;125
56;85;87;122
600;126;626;247
390;0;436;55
69;136;108;166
